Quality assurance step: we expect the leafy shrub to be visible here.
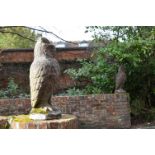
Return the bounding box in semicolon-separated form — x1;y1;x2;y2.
131;99;155;123
65;26;155;122
0;78;29;98
65;57;117;94
58;87;85;96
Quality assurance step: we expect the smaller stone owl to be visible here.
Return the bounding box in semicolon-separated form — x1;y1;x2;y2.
115;65;126;93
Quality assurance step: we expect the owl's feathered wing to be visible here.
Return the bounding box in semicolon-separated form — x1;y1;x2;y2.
30;58;60;108
115;70;126;90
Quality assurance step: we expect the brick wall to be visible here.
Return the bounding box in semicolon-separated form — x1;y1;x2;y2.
0;93;131;129
0;48;91;92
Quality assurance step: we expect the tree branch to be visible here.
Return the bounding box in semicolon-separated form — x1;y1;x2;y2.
0;26;78;45
0;29;35;42
24;26;78;45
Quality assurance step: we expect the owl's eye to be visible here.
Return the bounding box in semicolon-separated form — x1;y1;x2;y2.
45;45;56;54
49;44;56;50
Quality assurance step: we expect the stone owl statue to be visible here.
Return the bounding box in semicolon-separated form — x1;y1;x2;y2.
115;65;126;93
30;37;60;113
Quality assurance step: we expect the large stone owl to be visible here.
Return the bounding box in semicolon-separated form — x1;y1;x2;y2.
30;37;60;112
115;65;126;93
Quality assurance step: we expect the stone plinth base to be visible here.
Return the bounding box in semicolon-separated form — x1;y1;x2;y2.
9;114;78;129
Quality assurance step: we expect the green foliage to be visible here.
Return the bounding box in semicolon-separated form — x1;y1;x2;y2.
65;26;155;122
65;87;84;96
0;78;18;98
0;78;29;98
65;58;117;94
131;99;155;122
58;87;85;96
0;27;39;48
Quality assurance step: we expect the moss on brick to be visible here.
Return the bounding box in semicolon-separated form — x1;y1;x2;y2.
9;115;33;123
30;108;48;114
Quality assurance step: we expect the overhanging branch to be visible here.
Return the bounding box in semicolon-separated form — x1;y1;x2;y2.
24;26;78;45
0;30;35;42
0;26;78;45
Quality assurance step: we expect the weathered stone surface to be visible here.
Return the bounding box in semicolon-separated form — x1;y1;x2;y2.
30;38;61;113
29;110;61;120
115;65;126;92
29;114;47;120
9;114;78;129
